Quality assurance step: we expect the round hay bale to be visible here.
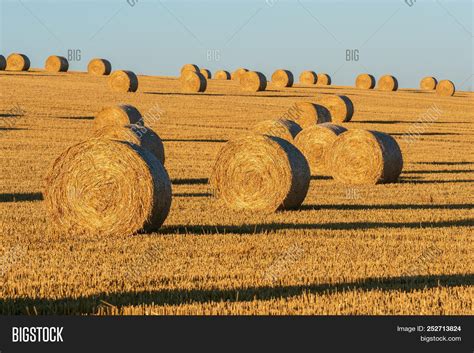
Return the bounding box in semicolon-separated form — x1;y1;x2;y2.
292;102;321;128
214;70;231;80
253;119;302;142
436;80;455;97
327;129;403;185
200;68;212;79
88;58;112;76
0;55;6;70
108;70;139;93
180;64;199;75
93;124;165;165
45;55;69;72
240;71;267;92
316;73;331;86
315;95;354;123
299;71;317;85
94;104;144;130
6;53;30;71
355;74;376;89
294;123;347;175
181;70;207;93
210;134;310;212
377;75;398;91
44;138;172;236
271;69;294;88
420;76;437;90
231;68;248;80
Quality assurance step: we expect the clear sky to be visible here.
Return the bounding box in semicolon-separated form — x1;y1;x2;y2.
1;0;472;89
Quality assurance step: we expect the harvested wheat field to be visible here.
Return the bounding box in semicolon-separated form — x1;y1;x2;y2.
0;69;473;316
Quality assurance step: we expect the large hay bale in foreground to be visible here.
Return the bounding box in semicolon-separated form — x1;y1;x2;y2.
200;68;212;79
253;119;302;142
328;130;403;185
210;134;310;212
181;70;207;93
0;55;6;70
88;58;112;76
214;70;231;80
44;138;172;236
94;105;144;130
231;68;248;80
420;76;437;90
316;73;331;86
315;95;354;123
180;64;199;75
294;123;347;175
377;75;398;91
45;55;69;72
240;71;267;92
6;53;30;71
355;74;376;89
108;70;139;92
93;124;165;164
299;71;317;85
271;69;294;88
436;80;455;97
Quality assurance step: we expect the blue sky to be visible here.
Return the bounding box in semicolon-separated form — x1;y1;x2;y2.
1;0;472;89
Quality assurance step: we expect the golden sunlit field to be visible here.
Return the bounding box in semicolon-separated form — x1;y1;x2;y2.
0;70;472;315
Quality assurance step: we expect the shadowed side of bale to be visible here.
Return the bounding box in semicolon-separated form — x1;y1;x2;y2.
44;138;172;236
180;64;199;75
181;71;207;93
6;53;30;71
294;123;347;175
316;73;331;86
214;70;231;80
240;71;267;92
436;80;455;97
231;68;248;80
253;119;302;142
210;134;310;212
328;129;403;185
108;70;139;93
88;58;112;76
93;124;165;165
356;74;376;89
0;55;6;70
45;55;69;72
299;71;317;85
94;105;144;130
420;77;437;90
377;75;398;91
271;69;294;88
200;69;212;79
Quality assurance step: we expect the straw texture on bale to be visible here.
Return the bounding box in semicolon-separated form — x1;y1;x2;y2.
180;64;199;75
315;95;354;123
94;105;144;130
316;73;331;86
44;138;172;236
355;74;376;89
88;58;112;76
0;55;6;70
214;70;231;80
420;77;437;90
45;55;69;72
299;71;317;85
271;69;294;88
210;134;310;212
292;102;323;128
200;69;212;79
240;71;267;92
6;53;30;71
436;80;455;97
327;129;403;185
253;119;302;142
377;75;398;91
294;123;347;175
231;68;248;80
181;70;207;93
93;124;165;165
108;70;138;93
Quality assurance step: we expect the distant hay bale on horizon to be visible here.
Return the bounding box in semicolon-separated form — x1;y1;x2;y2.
299;71;317;85
214;70;231;80
94;105;144;130
88;58;112;76
253;118;302;142
328;129;403;185
0;55;6;70
316;73;331;86
180;64;199;75
294;123;347;175
377;75;398;91
200;68;212;79
231;68;248;80
240;71;267;92
210;134;310;212
45;55;69;72
271;69;294;88
436;80;455;97
356;74;376;89
420;77;438;91
44;138;172;236
181;70;207;93
108;70;139;93
6;53;30;71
